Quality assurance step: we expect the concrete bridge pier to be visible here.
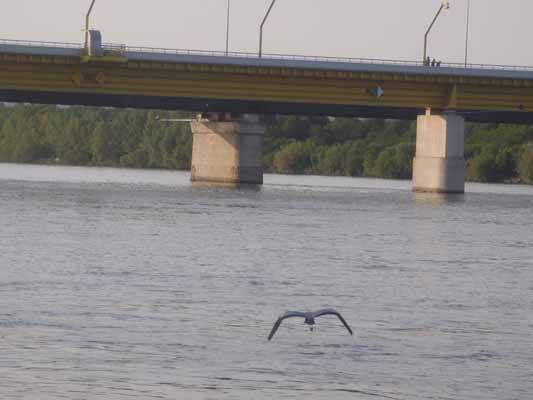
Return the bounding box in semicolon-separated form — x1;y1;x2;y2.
412;110;466;193
190;113;265;184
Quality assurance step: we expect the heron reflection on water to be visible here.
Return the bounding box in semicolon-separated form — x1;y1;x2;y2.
268;309;353;341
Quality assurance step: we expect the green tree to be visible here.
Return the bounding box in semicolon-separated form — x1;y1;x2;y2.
273;140;318;174
466;144;516;182
518;143;533;183
315;141;366;176
373;143;415;179
90;122;121;164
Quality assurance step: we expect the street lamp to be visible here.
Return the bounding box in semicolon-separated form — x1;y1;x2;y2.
226;0;231;55
423;1;450;65
84;0;97;50
259;0;277;58
464;0;471;67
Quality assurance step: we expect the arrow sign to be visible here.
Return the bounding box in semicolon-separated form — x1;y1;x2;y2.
368;86;384;99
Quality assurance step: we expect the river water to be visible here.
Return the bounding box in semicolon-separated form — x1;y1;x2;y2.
0;163;532;400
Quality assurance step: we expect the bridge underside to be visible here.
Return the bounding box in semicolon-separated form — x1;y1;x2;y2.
3;89;533;123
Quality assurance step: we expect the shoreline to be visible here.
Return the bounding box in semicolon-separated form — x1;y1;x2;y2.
1;161;530;187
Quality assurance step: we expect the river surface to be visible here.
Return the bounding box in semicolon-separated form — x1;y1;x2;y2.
1;163;532;400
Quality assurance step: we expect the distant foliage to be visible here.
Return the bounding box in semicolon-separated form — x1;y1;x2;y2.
465;123;533;183
272;140;318;175
373;143;415;179
0;105;192;170
316;142;365;176
265;116;416;178
1;104;533;184
518;143;533;183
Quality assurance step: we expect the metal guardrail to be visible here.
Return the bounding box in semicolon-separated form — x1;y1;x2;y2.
0;38;82;49
126;44;429;67
102;43;126;56
2;37;533;72
123;45;533;72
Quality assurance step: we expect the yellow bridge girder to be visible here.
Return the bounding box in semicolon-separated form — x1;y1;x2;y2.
1;51;533;114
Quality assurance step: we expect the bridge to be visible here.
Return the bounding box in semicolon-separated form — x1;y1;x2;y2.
2;37;533;193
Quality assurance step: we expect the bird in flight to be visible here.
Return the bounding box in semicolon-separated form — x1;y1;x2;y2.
268;308;353;341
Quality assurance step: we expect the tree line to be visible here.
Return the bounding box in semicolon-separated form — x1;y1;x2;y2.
1;104;533;184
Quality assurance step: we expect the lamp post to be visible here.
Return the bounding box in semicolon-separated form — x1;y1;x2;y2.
464;0;471;67
259;0;277;58
226;0;231;55
423;1;450;64
84;0;97;50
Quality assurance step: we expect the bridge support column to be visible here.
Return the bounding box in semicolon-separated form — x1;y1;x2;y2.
190;113;264;184
412;110;465;193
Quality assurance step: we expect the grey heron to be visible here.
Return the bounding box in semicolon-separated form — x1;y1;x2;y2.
268;308;353;341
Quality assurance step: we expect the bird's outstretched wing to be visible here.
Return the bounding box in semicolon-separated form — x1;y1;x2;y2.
267;311;307;341
313;309;353;336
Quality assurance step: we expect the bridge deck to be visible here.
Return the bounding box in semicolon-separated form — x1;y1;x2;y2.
2;39;533;123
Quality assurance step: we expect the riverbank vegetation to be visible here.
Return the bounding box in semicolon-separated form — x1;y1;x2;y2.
1;104;533;184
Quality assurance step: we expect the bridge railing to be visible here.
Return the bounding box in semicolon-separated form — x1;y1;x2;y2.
102;43;126;56
109;45;533;72
442;61;533;72
2;38;533;72
0;38;82;50
125;45;431;67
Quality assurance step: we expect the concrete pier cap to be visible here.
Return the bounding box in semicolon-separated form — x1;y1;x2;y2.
190;113;265;184
412;108;466;194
